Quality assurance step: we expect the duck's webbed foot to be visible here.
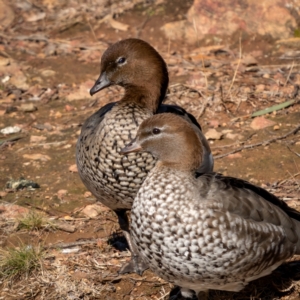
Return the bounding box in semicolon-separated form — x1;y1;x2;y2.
119;254;149;275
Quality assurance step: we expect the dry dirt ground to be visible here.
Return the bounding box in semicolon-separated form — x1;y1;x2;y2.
0;0;300;299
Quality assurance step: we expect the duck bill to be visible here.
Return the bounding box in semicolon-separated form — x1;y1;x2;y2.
90;71;111;96
120;139;142;154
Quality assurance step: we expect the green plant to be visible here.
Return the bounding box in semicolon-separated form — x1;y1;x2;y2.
0;244;44;280
17;210;55;231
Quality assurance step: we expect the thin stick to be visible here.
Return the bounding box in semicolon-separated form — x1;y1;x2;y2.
284;61;295;87
215;124;300;159
227;35;242;97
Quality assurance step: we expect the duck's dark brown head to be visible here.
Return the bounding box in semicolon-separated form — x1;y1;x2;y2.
90;38;169;113
120;113;204;172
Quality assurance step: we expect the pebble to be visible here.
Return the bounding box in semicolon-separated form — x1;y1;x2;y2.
0;126;21;134
205;128;223;140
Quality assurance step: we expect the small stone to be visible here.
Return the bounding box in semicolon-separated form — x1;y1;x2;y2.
0;126;21;134
57;189;68;198
84;191;92;198
69;164;78;172
205;128;223;140
20;103;37;112
81;204;109;218
256;84;265;92
250;117;276;130
55;111;62;118
273;125;280;130
227;153;242;159
30;135;47;143
0;191;7;198
208;119;220;128
226;133;243;140
41;69;56;77
65;105;74;112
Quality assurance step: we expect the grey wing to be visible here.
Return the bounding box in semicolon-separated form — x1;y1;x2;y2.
80;102;116;134
158;104;214;173
197;173;300;251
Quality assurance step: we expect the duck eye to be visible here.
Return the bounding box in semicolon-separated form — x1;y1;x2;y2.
117;57;126;64
152;128;160;135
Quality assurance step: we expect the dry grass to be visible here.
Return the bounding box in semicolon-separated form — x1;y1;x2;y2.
0;244;44;281
17;210;56;231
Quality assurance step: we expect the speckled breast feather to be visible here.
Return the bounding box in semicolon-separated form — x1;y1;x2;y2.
131;166;297;292
76;102;156;210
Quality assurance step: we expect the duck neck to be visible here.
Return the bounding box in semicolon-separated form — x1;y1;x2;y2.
156;161;197;176
122;80;167;113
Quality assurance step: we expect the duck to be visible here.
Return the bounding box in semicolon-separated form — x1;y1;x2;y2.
76;38;214;275
120;113;300;299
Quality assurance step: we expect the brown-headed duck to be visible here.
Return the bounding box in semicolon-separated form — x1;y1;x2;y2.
76;38;214;275
121;113;300;299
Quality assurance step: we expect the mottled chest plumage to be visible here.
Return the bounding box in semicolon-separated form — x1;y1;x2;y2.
131;168;297;292
76;103;156;210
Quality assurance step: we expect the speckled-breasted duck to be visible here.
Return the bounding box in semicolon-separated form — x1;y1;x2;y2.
121;113;300;299
76;38;214;275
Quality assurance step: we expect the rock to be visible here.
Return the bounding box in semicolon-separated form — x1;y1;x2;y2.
10;70;29;90
273;125;280;130
208;119;220;128
0;126;21;134
0;191;7;198
0;57;10;66
23;153;51;161
162;0;297;43
24;11;46;22
0;0;14;28
57;189;68;199
226;132;243;140
0;204;29;220
227;153;242;159
84;191;92;198
205;128;223;140
30;135;47;143
41;69;56;77
81;204;109;218
66;81;93;101
69;164;78;172
20;103;37;112
256;84;265;92
250;117;276;130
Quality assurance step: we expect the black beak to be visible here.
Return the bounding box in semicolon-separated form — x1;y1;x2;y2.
120;138;142;155
90;72;111;96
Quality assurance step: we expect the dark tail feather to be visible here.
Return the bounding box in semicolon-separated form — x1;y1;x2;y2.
272;261;300;292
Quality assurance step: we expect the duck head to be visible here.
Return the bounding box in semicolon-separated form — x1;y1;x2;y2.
90;38;169;113
120;113;203;171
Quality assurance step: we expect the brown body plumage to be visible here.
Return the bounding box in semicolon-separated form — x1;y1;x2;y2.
76;39;214;274
121;113;300;298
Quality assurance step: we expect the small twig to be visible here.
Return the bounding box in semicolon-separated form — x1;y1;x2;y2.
135;16;150;38
278;172;300;187
286;145;300;157
227;35;242;97
46;239;100;249
284;61;295;87
24;202;58;217
86;16;98;42
196;92;211;119
215;124;300;159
